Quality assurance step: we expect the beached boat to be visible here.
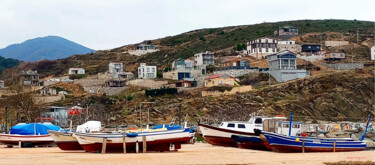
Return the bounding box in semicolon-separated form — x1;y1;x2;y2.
74;127;194;153
198;116;286;149
256;130;366;152
0;123;61;147
49;121;102;151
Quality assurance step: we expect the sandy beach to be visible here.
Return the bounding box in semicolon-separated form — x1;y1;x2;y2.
0;143;374;165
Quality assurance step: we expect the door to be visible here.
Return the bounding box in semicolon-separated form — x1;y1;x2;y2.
178;72;190;80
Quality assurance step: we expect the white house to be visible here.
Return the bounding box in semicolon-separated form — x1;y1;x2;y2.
268;50;308;82
69;68;85;75
129;44;159;56
194;51;215;66
247;37;278;59
138;63;157;79
109;62;124;74
371;46;375;61
277;40;301;53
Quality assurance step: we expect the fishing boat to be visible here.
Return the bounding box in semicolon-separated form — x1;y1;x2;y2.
256;130;366;152
255;113;371;152
48;121;101;151
74;126;194;153
0;123;61;147
198;116;286;149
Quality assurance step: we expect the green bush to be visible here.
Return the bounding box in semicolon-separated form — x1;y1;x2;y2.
69;74;87;80
145;87;177;97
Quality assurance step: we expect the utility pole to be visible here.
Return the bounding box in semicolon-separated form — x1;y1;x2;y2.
5;106;8;134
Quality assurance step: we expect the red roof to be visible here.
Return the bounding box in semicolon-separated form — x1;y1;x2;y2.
205;74;234;80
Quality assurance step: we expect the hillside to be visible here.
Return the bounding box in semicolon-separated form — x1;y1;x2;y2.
2;19;374;80
0;36;95;62
0;56;19;74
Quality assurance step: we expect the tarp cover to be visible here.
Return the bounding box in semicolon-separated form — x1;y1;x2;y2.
152;125;183;130
10;123;61;135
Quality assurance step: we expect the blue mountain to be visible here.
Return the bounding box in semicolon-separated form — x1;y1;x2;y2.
0;36;95;62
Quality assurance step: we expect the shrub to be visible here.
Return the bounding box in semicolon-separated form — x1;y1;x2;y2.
145;87;178;97
69;74;87;80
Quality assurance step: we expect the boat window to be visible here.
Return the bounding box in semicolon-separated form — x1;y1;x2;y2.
292;124;300;128
238;124;246;129
227;123;235;127
283;124;289;128
254;118;262;124
220;123;224;126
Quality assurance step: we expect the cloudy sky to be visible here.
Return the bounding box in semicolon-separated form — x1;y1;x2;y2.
0;0;374;50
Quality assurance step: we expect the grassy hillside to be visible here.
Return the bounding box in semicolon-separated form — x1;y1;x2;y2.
1;19;374;79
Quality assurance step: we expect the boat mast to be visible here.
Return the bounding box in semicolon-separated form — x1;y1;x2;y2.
360;114;372;141
288;112;293;136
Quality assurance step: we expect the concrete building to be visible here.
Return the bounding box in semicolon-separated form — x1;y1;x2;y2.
163;65;206;80
267;50;308;82
324;52;346;61
21;70;40;86
172;59;194;70
204;74;236;87
41;106;69;127
40;86;57;96
371;46;375;61
246;37;278;59
109;62;123;74
277;40;301;53
274;26;298;37
194;51;215;66
69;68;85;75
138;63;157;79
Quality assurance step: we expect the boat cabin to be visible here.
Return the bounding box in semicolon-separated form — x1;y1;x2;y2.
218;116;286;133
277;121;302;136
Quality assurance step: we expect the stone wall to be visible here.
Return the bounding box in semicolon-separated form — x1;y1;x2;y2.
201;85;253;97
321;63;364;70
213;69;258;77
325;41;349;47
127;79;168;89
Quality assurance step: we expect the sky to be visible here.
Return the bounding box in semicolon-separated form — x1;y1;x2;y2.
0;0;374;50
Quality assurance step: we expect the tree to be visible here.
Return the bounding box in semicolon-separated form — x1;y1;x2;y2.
236;43;246;51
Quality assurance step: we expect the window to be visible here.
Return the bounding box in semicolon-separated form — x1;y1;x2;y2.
308;46;311;49
266;48;268;52
220;123;224;126
227;81;231;85
152;68;155;72
283;124;289;128
259;48;262;52
316;46;320;49
254;118;262;124
218;80;222;85
212;81;214;85
227;123;235;127
292;124;300;128
238;124;246;129
233;62;237;66
147;68;150;72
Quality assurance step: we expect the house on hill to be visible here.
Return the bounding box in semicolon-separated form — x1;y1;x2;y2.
371;46;375;61
324;52;346;61
172;58;194;70
175;78;197;88
277;40;301;53
69;68;85;75
221;56;250;70
301;44;322;55
138;63;157;79
194;51;215;66
129;44;159;56
109;62;124;74
21;70;40;86
204;74;237;87
274;26;298;37
246;37;278;59
267;50;308;82
0;80;4;89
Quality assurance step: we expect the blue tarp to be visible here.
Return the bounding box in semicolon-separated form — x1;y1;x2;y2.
10;123;61;135
152;125;183;130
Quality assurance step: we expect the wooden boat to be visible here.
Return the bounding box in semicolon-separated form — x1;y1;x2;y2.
48;131;83;150
257;130;366;152
0;134;55;146
0;123;60;147
74;128;194;153
198;116;286;149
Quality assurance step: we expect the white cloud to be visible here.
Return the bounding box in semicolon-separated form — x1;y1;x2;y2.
0;0;374;50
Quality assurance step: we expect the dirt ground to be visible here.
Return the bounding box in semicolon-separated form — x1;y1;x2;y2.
0;143;374;165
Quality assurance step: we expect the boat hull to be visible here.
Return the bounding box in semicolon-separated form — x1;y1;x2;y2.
48;131;83;151
260;131;366;153
0;134;54;146
198;124;258;148
231;135;268;150
75;129;193;153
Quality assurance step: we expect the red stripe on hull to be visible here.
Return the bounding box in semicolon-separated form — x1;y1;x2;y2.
203;136;237;147
81;137;191;153
270;145;366;153
56;141;84;150
236;142;269;150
